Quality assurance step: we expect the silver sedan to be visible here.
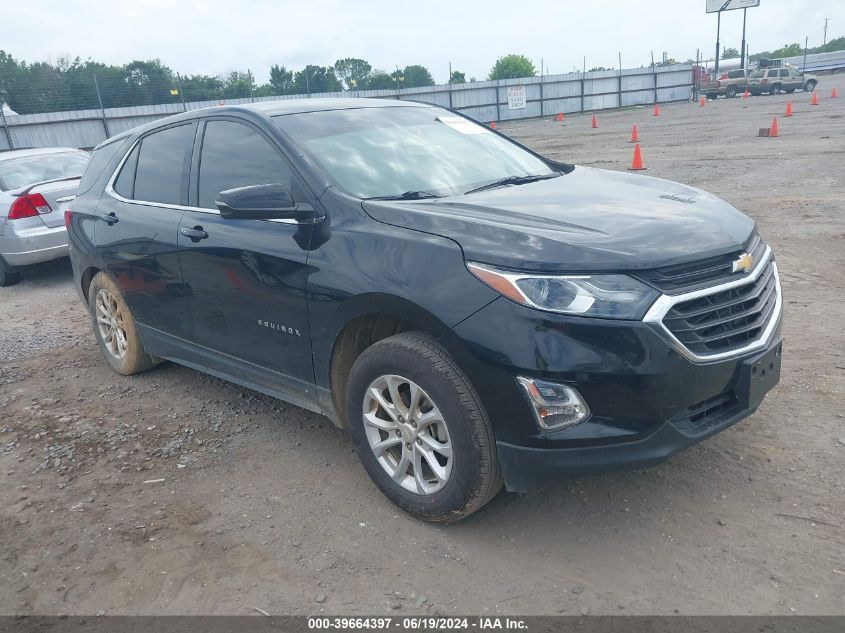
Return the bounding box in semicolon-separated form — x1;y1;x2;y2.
0;147;89;286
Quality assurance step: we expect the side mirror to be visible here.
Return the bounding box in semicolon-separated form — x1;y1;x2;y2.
215;183;314;221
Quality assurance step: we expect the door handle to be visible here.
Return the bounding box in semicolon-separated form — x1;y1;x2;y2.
102;212;119;225
180;226;209;241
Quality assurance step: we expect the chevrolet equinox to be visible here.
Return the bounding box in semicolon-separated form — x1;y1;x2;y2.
66;99;783;522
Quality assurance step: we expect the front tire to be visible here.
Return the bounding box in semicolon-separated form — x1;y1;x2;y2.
804;80;816;92
87;272;158;375
0;256;22;287
346;332;502;522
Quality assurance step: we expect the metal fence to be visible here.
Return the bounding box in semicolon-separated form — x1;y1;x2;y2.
0;64;694;151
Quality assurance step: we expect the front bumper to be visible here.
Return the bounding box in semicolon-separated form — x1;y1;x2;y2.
0;217;68;267
452;272;783;493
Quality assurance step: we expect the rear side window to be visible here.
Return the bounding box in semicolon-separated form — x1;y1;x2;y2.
132;123;196;205
113;143;139;199
77;138;126;194
779;69;789;78
728;70;744;79
197;120;303;209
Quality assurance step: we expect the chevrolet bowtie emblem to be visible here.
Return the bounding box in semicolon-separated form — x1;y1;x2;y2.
732;252;754;274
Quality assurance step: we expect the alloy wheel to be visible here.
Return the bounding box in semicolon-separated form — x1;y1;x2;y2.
95;288;128;360
362;374;453;494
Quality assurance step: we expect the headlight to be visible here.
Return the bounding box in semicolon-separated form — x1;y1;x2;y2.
467;262;659;319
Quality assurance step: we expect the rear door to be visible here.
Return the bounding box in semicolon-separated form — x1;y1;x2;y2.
95;122;196;339
176;117;317;409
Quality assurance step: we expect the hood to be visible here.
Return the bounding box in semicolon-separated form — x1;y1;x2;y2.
362;166;756;272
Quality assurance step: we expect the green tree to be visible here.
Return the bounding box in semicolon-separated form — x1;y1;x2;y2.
367;71;395;90
123;59;175;105
722;47;740;58
401;65;435;88
488;54;536;80
180;74;224;101
222;71;253;99
449;70;466;84
334;58;372;90
269;64;294;94
771;43;803;57
817;36;845;53
293;65;341;94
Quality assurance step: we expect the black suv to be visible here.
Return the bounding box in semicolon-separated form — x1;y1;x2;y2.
67;99;783;522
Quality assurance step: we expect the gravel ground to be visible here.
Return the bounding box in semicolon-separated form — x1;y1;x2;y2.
1;75;844;616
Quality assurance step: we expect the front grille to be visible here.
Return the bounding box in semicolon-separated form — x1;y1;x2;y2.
672;390;741;434
661;257;778;356
638;235;765;295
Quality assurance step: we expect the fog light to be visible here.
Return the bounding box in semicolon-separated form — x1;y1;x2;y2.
516;376;590;430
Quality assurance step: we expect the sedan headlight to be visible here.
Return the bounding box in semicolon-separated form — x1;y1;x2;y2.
467;262;659;319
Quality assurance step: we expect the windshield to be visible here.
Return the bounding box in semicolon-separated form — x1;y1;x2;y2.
0;151;89;191
273;106;556;198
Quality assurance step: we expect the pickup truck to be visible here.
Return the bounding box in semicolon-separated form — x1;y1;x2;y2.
700;68;750;99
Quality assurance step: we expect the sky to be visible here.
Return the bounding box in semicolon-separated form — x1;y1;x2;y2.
2;0;842;83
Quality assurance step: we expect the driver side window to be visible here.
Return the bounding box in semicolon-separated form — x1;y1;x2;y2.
197;120;308;210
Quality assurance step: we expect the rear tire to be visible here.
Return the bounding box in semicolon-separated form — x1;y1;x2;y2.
346;332;503;522
726;85;737;98
87;272;158;375
0;257;22;287
769;84;782;95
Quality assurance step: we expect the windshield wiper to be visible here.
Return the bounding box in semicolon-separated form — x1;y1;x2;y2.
364;190;441;201
463;173;559;195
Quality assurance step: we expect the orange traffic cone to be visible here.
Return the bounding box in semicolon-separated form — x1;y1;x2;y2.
591;115;597;129
785;102;793;117
769;117;779;137
811;92;819;106
742;88;749;99
490;121;496;129
630;124;639;143
832;88;838;98
629;144;646;170
652;104;660;117
555;112;563;121
699;96;706;107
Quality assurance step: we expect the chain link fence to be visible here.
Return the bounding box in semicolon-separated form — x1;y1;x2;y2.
1;64;696;150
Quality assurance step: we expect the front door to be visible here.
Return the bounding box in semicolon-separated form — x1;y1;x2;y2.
177;118;318;410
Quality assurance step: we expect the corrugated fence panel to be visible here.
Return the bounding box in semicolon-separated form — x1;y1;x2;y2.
10;117;106;149
1;63;699;148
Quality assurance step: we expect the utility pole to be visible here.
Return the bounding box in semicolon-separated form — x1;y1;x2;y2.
715;9;722;75
740;7;748;69
823;18;829;45
803;36;809;72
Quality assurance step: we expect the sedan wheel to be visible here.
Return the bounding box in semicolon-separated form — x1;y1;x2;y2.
804;80;816;92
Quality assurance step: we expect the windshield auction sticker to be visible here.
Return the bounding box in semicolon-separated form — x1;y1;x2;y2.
436;116;489;134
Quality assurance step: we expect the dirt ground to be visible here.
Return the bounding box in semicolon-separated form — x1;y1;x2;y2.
1;74;844;617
